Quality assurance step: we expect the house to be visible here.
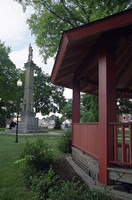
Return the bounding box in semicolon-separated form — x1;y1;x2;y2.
62;119;71;129
120;113;132;122
44;119;55;129
51;8;132;186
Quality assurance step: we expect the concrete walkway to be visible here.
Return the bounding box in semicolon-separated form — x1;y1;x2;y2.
0;131;63;136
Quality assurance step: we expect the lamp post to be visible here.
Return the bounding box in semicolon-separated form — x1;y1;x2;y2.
117;99;120;135
117;99;120;122
15;79;22;143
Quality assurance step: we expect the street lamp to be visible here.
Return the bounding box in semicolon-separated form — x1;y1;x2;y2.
117;99;120;122
15;79;22;143
117;99;120;135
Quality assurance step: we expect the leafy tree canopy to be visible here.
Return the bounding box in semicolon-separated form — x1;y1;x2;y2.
0;41;21;118
15;0;131;62
61;98;72;120
33;66;66;115
117;99;132;115
81;94;98;122
54;116;61;129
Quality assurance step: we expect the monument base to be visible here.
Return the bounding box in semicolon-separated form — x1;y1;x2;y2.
18;111;37;133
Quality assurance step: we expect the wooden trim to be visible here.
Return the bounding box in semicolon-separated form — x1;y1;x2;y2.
129;124;132;163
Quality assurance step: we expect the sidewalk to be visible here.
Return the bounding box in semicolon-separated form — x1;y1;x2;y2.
0;131;63;136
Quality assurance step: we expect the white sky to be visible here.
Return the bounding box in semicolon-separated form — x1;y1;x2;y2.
0;0;72;102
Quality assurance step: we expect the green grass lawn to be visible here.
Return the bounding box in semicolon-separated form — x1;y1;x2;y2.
0;133;63;200
117;129;129;143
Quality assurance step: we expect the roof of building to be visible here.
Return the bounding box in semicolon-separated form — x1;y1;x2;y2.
51;8;132;98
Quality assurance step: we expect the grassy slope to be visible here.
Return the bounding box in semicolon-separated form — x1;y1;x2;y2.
0;134;63;200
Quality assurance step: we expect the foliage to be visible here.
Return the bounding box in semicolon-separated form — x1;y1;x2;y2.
61;98;72;120
0;40;22;118
48;178;85;200
0;134;112;200
81;94;99;122
33;65;66;115
117;98;132;115
15;139;54;186
60;94;132;123
61;94;99;122
0;117;6;128
54;116;61;130
44;114;56;120
0;134;62;200
57;128;72;153
31;169;112;200
48;178;112;200
31;166;60;200
15;0;131;62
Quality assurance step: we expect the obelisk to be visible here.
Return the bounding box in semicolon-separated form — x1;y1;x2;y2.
19;44;36;133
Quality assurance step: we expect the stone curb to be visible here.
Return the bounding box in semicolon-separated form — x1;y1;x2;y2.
66;156;132;200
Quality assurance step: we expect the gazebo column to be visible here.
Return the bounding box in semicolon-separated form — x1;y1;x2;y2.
72;79;80;123
98;41;117;185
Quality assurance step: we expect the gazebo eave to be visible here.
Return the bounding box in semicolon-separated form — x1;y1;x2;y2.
51;8;132;98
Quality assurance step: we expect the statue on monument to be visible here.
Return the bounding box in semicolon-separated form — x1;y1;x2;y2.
27;44;33;62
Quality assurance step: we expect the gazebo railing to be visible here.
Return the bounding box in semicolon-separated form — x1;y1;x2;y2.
72;123;99;159
109;122;132;166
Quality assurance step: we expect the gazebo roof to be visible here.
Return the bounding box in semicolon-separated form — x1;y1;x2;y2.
51;8;132;98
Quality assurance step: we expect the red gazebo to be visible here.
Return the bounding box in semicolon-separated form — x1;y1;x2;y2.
51;8;132;185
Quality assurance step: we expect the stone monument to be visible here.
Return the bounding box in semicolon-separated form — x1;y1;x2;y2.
18;44;37;133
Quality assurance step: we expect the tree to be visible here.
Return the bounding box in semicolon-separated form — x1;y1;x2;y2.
33;66;66;115
61;95;99;122
46;114;56;121
117;99;132;115
0;41;21;119
61;98;72;120
81;94;98;122
54;116;61;129
15;0;131;62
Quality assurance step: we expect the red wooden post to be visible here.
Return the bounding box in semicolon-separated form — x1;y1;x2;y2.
121;124;126;163
114;124;118;162
72;79;80;146
129;124;132;163
98;41;117;184
72;79;80;123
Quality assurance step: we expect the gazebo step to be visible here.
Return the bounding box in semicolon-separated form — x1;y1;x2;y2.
72;147;99;182
108;167;132;184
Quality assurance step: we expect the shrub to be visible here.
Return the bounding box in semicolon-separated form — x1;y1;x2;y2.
15;139;54;187
48;178;112;200
48;178;85;200
80;189;112;200
31;166;60;200
57;128;72;153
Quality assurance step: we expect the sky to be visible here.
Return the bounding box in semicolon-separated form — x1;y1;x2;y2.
0;0;72;100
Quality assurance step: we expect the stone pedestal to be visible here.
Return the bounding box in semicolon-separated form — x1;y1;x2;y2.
18;111;36;133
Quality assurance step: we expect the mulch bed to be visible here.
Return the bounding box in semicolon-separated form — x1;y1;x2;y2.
53;155;85;183
53;156;121;200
